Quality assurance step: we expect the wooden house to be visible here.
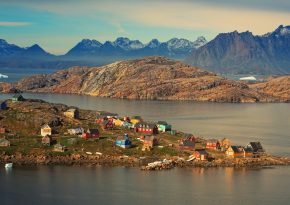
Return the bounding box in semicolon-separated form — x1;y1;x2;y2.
195;150;209;161
116;134;132;149
113;118;124;127
0;138;10;147
0;127;6;134
221;138;231;150
231;146;245;158
157;121;172;133
179;136;196;151
122;121;133;129
101;120;114;130
49;117;61;127
135;123;158;134
64;108;79;119
41;124;52;137
53;144;66;152
206;139;220;150
12;94;24;102
0;101;7;110
68;127;84;135
142;135;158;151
42;135;52;146
130;116;142;125
244;147;254;158
82;128;99;139
248;142;265;154
225;146;234;158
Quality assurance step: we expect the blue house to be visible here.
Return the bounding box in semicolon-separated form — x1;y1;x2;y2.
122;121;133;129
116;134;132;149
0;101;7;110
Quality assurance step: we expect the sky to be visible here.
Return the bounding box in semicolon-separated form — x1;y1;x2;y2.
1;0;290;54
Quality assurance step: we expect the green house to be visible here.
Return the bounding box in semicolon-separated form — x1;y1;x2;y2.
157;121;172;133
12;94;24;102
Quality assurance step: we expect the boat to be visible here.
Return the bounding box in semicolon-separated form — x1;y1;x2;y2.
5;163;13;168
95;152;103;155
85;152;92;155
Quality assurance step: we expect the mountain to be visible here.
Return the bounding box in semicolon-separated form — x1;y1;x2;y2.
1;56;287;102
185;25;290;75
65;37;205;59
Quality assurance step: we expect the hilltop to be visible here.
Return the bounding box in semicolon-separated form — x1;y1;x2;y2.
1;57;289;102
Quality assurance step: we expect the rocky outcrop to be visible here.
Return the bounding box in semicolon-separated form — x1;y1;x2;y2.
1;57;288;102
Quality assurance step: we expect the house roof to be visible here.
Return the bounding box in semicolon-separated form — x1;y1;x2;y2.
65;108;77;112
12;93;23;98
41;124;51;129
136;123;156;129
249;142;265;152
231;146;244;153
207;139;219;143
196;149;208;155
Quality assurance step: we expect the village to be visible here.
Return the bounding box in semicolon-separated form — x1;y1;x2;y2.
0;94;289;170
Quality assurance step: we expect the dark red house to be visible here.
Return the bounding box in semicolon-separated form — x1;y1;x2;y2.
179;136;196;151
101;120;114;130
135;123;158;134
82;128;100;139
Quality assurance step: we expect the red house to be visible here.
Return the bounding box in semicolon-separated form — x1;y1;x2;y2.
0;127;6;134
195;150;209;161
82;128;100;139
206;139;220;150
135;123;158;134
179;136;196;151
101;120;114;130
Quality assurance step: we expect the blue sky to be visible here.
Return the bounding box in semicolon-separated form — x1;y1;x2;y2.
1;0;290;54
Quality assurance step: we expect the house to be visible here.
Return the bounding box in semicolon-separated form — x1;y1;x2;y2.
53;144;66;152
113;118;124;127
42;135;52;146
244;147;254;158
179;136;196;151
96;111;118;119
0;127;6;134
195;150;209;161
95;116;108;124
231;146;245;158
130;116;142;125
157;121;172;132
41;124;52;137
82;128;99;139
206;139;220;150
116;133;132;148
142;135;158;151
101;120;114;130
64;108;79;119
12;93;24;102
248;142;265;153
122;121;133;129
0;101;7;110
225;146;234;158
135;123;158;134
0;138;10;147
221;138;231;150
68;127;84;135
49;117;61;127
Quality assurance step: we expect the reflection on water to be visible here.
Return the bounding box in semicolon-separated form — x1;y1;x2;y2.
0;93;289;155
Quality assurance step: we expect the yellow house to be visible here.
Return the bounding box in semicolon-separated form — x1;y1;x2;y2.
221;138;231;150
225;146;234;158
64;109;79;119
41;124;52;137
113;119;124;127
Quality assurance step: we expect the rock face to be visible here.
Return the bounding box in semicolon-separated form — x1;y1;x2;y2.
2;56;288;102
186;25;290;75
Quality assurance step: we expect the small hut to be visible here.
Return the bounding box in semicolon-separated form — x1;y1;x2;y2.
53;144;66;152
42;135;52;146
0;138;10;147
63;108;79;119
41;124;52;137
12;94;24;102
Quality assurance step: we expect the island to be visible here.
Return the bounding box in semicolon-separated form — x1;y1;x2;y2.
0;96;289;170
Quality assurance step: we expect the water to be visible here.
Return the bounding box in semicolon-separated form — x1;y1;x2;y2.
1;166;290;205
0;93;289;156
0;68;56;83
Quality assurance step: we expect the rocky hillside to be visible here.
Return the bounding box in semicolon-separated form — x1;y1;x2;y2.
186;25;290;75
250;76;290;101
1;57;288;102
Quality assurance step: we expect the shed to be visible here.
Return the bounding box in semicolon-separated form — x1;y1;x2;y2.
53;144;66;152
41;124;52;137
157;121;172;132
116;134;132;149
64;108;79;119
0;101;7;110
42;135;52;146
0;138;10;147
12;93;24;102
